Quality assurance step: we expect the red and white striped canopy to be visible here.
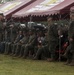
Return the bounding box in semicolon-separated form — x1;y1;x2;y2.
13;0;74;17
0;0;35;16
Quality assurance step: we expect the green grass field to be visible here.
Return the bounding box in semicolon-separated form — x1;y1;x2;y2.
0;54;74;75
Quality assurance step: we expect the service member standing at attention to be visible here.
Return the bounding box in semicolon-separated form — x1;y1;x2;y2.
47;16;59;62
64;9;74;66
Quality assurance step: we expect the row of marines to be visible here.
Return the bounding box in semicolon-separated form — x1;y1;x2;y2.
0;13;74;66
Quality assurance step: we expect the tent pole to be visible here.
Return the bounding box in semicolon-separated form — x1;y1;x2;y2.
29;15;32;29
30;15;32;22
59;14;61;62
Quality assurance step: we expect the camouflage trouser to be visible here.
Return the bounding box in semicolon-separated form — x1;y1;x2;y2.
23;44;34;58
19;45;25;57
49;41;58;60
4;42;11;54
11;44;17;55
15;44;21;56
65;43;74;62
34;45;50;60
12;43;21;56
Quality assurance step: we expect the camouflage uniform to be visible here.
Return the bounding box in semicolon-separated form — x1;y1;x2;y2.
14;32;29;57
11;31;24;56
65;21;74;65
23;30;36;58
33;33;50;60
48;22;58;61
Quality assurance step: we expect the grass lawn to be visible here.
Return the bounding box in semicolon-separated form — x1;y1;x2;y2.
0;54;74;75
